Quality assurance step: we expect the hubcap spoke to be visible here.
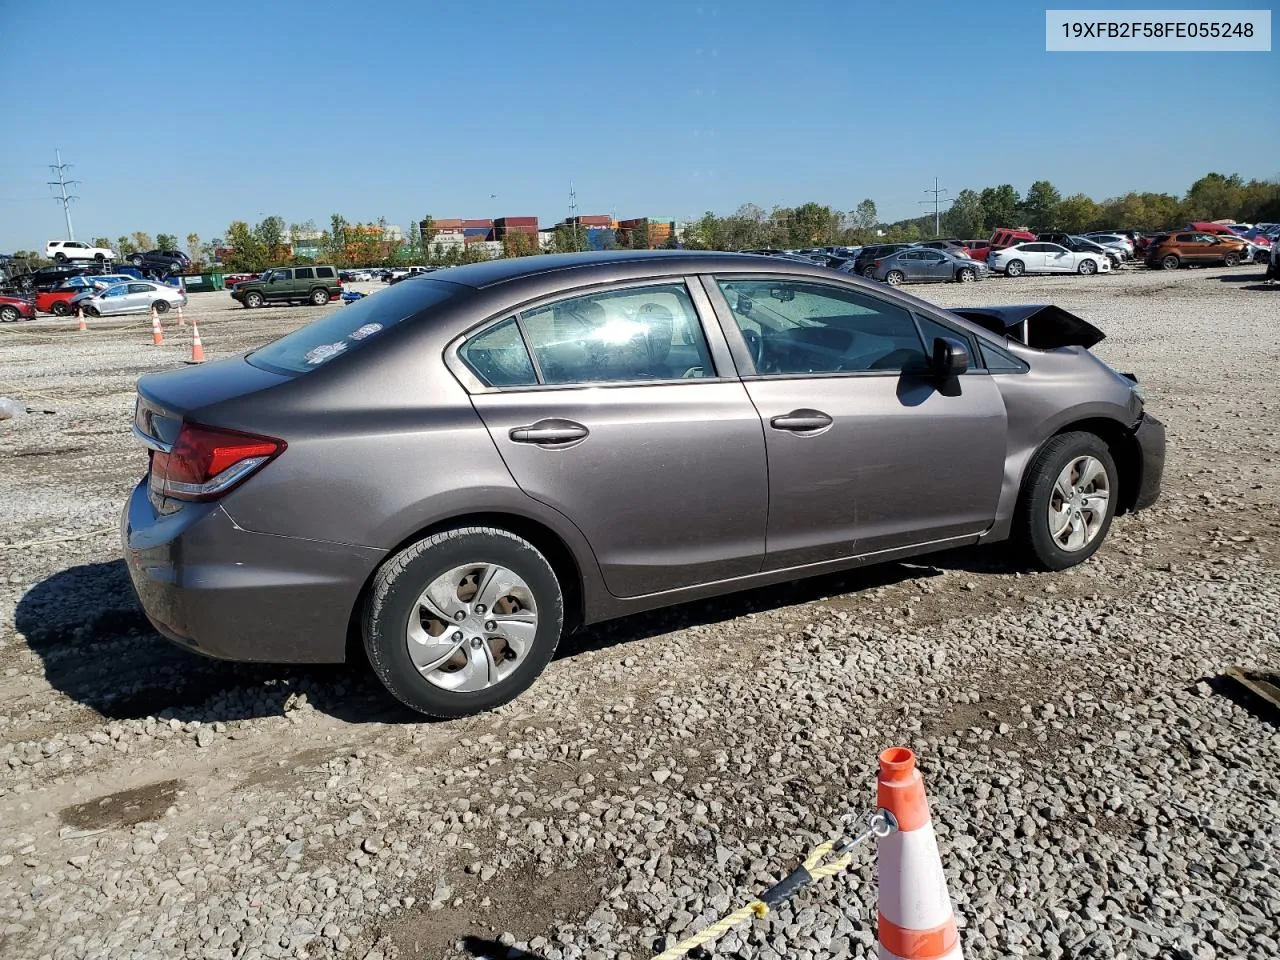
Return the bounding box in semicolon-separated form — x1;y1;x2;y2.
406;561;539;693
1048;456;1110;552
1049;504;1072;538
1076;457;1105;491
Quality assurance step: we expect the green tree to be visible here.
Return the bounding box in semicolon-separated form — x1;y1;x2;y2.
787;202;838;246
156;233;178;252
851;198;878;234
326;214;349;264
1020;180;1062;230
1183;172;1243;221
1056;193;1103;233
91;237;111;250
131;231;153;253
942;189;985;239
117;235;137;257
978;185;1020;233
223;220;265;271
551;223;589;253
253;216;288;263
186;233;202;269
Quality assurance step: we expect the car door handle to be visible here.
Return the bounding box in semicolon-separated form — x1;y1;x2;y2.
769;410;833;432
509;420;590;445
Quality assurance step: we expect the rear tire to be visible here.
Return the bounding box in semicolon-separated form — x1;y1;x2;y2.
94;253;105;263
363;526;565;718
244;291;264;309
310;288;330;305
52;301;71;317
1014;432;1117;572
861;265;877;278
54;253;67;263
1078;258;1097;275
1005;259;1025;277
130;254;144;267
1161;255;1180;270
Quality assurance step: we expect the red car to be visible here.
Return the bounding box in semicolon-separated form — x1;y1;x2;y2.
0;294;36;322
990;227;1037;250
961;239;993;262
224;273;259;288
35;289;81;316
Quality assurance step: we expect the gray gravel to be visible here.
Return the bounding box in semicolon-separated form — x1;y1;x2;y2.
1;265;1277;960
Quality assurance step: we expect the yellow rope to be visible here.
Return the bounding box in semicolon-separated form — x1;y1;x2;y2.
649;840;856;960
650;900;769;960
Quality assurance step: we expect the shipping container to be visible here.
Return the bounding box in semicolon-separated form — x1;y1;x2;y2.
461;219;494;229
495;216;539;227
431;218;464;230
574;214;612;227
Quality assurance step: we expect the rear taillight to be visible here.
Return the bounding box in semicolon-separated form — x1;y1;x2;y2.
874;260;882;269
150;422;285;501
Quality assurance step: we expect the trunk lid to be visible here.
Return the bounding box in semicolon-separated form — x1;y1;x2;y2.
948;304;1105;350
134;355;291;450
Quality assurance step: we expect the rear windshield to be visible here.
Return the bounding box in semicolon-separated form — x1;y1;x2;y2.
247;278;464;375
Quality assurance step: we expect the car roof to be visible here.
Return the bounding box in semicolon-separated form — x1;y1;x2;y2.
419;250;827;289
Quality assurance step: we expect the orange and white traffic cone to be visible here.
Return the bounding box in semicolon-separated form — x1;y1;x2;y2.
77;306;87;332
176;304;187;326
151;306;164;346
189;321;205;363
876;747;964;960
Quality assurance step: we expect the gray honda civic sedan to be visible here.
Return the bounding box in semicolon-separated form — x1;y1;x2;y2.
123;251;1164;717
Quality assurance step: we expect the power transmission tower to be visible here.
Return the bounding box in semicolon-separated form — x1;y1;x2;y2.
919;177;952;237
47;149;81;240
568;182;578;248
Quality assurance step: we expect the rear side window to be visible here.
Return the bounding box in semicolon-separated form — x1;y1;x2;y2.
315;267;335;278
519;282;713;385
459;318;537;387
294;267;315;280
979;341;1025;372
248;278;463;375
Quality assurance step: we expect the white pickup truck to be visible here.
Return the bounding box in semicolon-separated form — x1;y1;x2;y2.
46;240;117;263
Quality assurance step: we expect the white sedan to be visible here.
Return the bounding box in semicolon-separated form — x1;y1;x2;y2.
74;281;187;317
988;242;1111;277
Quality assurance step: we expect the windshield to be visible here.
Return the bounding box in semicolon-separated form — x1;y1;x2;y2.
247;278;465;375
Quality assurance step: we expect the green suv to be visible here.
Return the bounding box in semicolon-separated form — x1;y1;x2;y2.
231;266;341;308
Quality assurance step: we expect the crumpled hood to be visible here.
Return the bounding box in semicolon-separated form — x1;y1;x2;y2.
948;304;1106;350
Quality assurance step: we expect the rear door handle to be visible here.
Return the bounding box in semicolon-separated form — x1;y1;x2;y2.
770;410;833;432
509;419;590;445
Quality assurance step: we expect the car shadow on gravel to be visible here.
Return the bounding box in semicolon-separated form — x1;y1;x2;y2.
1210;273;1272;284
18;547;1004;727
14;559;416;726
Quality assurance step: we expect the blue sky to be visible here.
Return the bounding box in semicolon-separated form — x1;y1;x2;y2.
1;1;1275;249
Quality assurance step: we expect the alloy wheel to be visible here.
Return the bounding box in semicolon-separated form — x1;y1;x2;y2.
1047;456;1109;552
406;563;538;692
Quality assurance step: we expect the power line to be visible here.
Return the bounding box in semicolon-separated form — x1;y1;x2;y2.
47;149;81;240
919;177;952;237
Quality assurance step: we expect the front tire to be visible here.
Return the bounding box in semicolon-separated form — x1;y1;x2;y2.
153;300;170;314
1005;259;1025;277
244;291;264;309
1223;253;1239;267
1161;255;1180;270
363;526;564;718
1078;258;1097;275
0;305;20;322
54;253;68;263
956;267;975;283
94;254;105;263
1014;432;1117;571
130;254;144;267
885;270;905;286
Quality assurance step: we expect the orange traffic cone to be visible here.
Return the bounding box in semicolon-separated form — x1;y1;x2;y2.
77;306;87;332
876;747;964;960
176;304;187;326
189;321;206;363
151;306;164;346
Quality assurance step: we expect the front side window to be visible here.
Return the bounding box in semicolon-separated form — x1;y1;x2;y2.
103;284;127;298
519;282;713;384
715;278;924;376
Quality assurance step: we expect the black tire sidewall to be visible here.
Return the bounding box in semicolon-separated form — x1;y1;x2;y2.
1018;432;1117;571
52;302;70;316
364;527;564;718
153;300;170;314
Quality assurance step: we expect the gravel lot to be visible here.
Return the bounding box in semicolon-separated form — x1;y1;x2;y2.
1;266;1277;960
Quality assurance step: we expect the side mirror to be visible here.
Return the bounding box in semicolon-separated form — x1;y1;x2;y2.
932;337;969;378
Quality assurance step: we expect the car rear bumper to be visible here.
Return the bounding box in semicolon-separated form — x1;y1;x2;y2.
1132;413;1165;512
121;479;386;663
